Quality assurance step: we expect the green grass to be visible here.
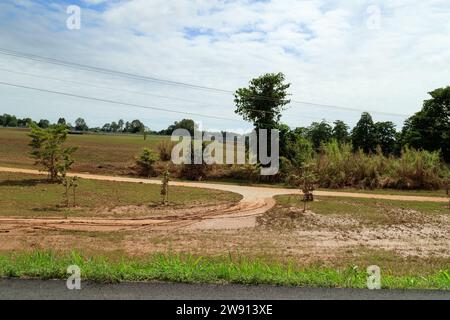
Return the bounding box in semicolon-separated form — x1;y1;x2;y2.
0;172;242;217
0;251;448;290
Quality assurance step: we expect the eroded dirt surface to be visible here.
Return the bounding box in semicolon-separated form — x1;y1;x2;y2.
0;166;449;260
257;205;450;258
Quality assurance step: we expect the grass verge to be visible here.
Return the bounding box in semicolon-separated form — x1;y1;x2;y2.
0;251;448;290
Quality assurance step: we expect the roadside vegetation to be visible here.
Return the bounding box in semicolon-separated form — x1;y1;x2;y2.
0;251;448;290
1;82;448;191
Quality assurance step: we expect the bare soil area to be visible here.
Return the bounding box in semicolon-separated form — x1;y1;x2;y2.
0;167;449;269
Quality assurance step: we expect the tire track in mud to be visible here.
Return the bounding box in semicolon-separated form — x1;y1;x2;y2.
0;167;448;232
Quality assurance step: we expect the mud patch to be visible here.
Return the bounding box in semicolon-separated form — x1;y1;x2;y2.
257;203;450;258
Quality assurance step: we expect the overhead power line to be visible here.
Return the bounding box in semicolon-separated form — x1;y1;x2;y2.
1;80;326;128
0;47;410;118
0;81;239;122
0;67;333;123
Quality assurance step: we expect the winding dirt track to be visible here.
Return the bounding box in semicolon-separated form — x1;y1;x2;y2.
0;166;448;232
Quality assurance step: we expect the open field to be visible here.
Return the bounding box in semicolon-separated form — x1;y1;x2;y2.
0;171;448;289
1;128;448;197
0;172;242;217
0;128;169;175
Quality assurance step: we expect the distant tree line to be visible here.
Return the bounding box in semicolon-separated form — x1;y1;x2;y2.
278;99;450;163
1;84;449;164
0;115;196;137
285;87;449;163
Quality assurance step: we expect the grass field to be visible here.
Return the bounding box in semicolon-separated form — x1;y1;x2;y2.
0;172;241;217
0;128;448;197
0;128;169;175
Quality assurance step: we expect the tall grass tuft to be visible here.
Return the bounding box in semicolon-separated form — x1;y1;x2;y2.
386;147;445;190
310;141;448;190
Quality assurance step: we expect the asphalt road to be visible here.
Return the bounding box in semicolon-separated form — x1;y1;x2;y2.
0;279;448;300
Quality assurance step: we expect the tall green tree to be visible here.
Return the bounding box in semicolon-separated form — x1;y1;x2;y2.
57;118;67;126
28;122;78;181
306;121;333;150
161;119;196;136
374;121;397;155
18;118;32;127
234;73;291;130
400;87;450;162
118;119;124;132
351;112;377;153
75;118;88;131
332;120;350;144
0;114;18;127
235;73;291;164
110;121;119;132
130;119;145;134
38;119;50;129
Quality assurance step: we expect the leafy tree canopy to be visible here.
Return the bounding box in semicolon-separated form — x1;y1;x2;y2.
28;122;78;181
332;120;350;144
234;72;291;129
351;112;377;153
401;86;450;162
306;121;333;151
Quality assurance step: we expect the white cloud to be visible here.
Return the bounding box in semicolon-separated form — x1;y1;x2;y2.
0;0;449;130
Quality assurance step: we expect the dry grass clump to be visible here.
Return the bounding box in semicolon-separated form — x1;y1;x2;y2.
311;141;447;190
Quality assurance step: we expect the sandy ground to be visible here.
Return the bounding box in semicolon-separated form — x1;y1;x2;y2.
0;166;448;233
0;166;449;260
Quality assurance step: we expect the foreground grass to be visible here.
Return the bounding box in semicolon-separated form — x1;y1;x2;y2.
0;172;241;217
0;251;448;290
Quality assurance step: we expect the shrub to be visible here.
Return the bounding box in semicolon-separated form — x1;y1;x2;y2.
312;141;357;188
28;122;78;182
385;147;445;190
136;148;159;177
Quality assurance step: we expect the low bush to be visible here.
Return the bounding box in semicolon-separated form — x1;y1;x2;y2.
135;148;159;177
385;147;445;190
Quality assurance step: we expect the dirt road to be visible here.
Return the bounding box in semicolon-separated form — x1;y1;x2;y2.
0;166;448;232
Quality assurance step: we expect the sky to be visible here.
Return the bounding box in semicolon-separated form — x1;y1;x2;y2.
0;0;449;132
